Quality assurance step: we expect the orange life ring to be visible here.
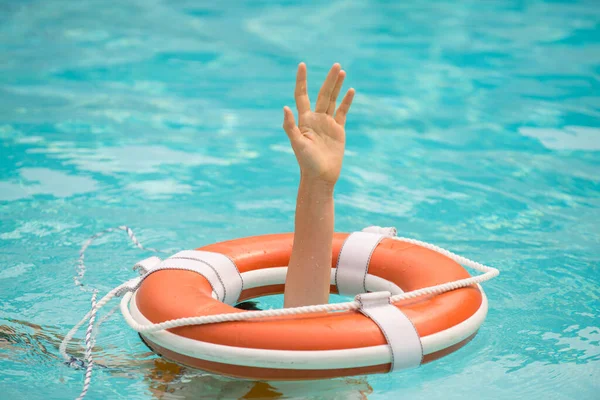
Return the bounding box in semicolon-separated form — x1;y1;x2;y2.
129;232;487;380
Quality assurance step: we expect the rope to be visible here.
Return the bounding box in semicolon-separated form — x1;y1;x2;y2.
60;281;136;363
75;291;98;400
92;304;120;338
63;226;167;400
119;236;499;333
75;226;167;290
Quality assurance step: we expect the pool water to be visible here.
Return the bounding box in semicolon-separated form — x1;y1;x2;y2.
1;0;599;399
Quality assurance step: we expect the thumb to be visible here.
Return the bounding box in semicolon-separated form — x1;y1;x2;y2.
282;106;301;141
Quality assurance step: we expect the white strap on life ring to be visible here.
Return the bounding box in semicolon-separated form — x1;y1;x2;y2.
168;250;243;305
133;256;162;274
356;291;423;371
133;251;243;305
335;227;396;295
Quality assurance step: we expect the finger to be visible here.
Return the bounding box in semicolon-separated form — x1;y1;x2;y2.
315;63;341;113
294;63;310;115
283;106;302;141
334;88;355;126
326;70;346;116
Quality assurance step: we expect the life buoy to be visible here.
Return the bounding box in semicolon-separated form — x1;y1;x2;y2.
128;231;490;380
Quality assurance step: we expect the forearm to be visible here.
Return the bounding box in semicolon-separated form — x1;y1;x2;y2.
284;178;335;308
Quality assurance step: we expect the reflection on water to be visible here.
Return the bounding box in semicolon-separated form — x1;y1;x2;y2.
0;319;373;399
519;126;600;151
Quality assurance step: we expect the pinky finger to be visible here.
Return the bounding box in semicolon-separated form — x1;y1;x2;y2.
283;106;301;141
334;88;355;127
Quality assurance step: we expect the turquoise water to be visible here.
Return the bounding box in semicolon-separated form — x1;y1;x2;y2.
1;0;599;398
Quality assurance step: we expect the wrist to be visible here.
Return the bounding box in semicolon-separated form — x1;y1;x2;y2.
299;176;335;197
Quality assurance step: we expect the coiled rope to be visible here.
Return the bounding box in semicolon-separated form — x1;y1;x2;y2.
63;226;168;400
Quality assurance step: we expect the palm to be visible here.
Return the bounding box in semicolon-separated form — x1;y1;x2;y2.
295;112;345;182
299;112;344;142
283;63;355;184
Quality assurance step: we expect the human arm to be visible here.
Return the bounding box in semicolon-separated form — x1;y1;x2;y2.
282;62;355;308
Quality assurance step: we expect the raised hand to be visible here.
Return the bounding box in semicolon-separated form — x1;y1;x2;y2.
283;62;355;186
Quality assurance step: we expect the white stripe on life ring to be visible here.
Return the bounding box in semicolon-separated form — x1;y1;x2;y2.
241;266;403;294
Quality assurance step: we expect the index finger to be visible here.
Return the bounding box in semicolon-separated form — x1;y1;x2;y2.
294;62;310;115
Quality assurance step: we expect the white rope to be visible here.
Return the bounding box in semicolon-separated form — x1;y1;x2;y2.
64;225;168;400
75;226;167;290
92;304;120;338
75;291;98;400
119;236;499;333
60;282;136;363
